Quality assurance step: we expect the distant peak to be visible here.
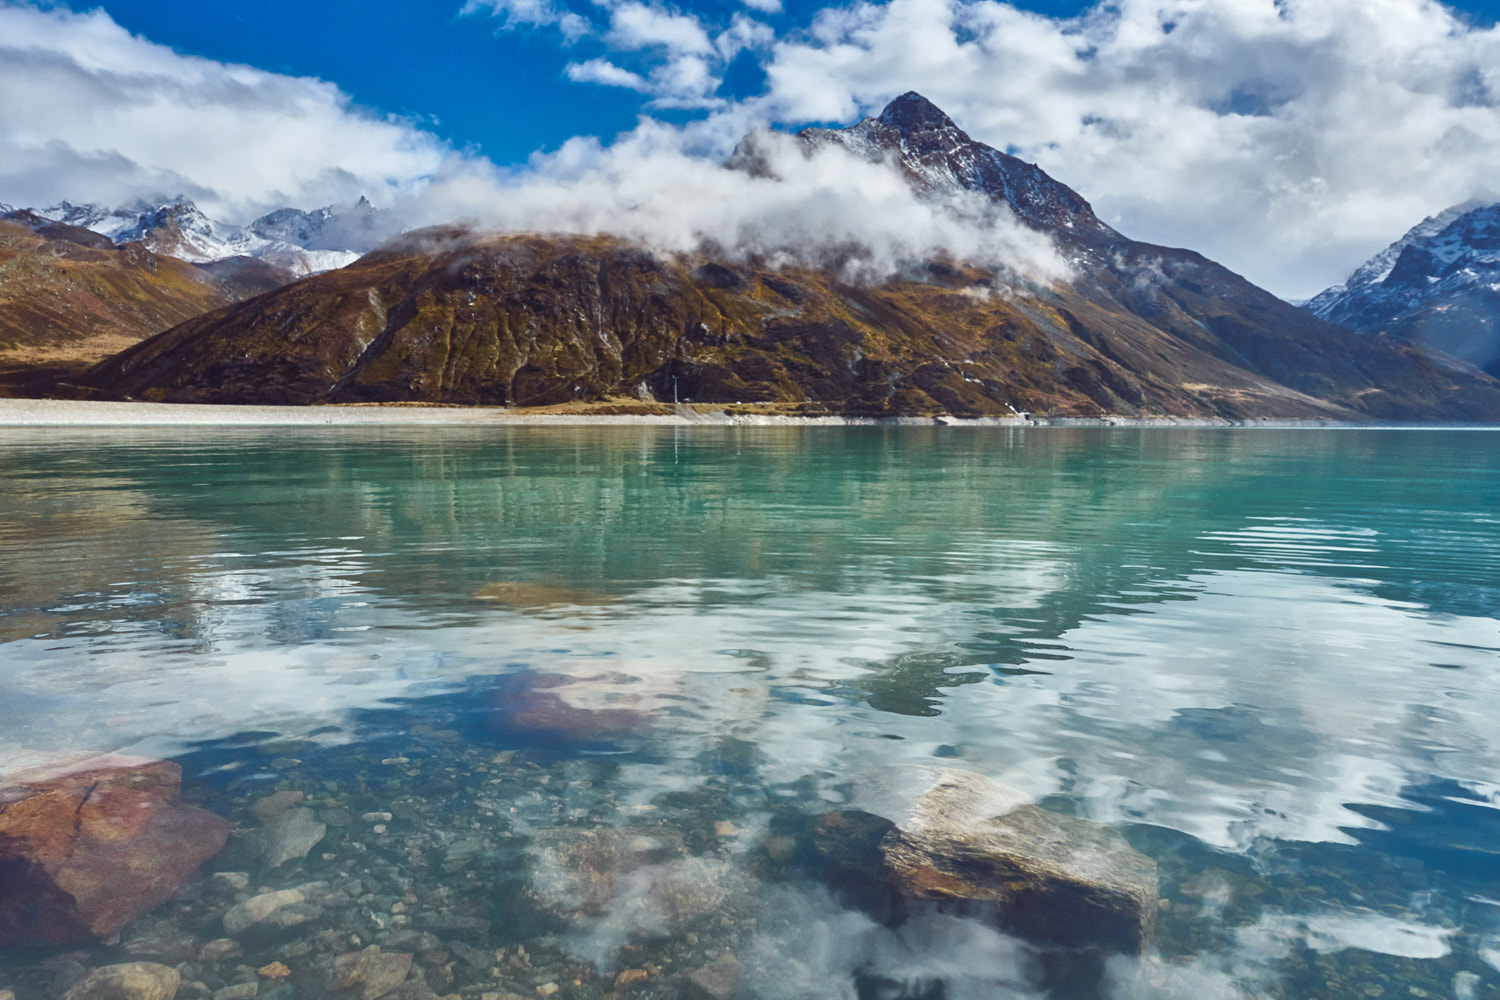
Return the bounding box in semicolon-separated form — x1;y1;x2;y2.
876;92;957;133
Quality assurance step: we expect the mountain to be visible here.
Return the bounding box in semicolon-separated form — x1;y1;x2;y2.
85;94;1500;420
791;92;1121;246
0;214;281;397
20;196;387;277
1307;200;1500;377
0;194;397;394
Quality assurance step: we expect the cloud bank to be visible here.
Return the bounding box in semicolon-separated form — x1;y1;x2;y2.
6;0;1500;296
749;0;1500;296
463;0;1500;298
0;3;449;220
410;125;1069;281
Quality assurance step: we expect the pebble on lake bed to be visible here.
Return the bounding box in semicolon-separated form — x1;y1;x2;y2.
327;945;413;1000
614;969;649;990
61;962;180;1000
250;806;327;870
222;889;319;936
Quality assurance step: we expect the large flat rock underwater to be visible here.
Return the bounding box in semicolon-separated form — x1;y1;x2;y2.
0;752;230;947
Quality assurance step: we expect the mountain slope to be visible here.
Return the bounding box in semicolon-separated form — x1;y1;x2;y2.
85;95;1500;420
1307;201;1500;377
0;217;291;396
0;194;387;394
793;92;1120;246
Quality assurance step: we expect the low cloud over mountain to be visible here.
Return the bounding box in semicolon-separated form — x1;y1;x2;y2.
5;0;1500;299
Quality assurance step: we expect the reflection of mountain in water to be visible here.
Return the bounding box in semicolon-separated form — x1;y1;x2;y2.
3;426;1495;647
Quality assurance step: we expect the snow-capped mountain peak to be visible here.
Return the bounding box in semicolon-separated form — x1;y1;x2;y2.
789;91;1118;244
14;195;387;277
1307;198;1500;376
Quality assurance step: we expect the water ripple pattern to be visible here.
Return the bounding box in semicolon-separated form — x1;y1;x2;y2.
1;425;1498;998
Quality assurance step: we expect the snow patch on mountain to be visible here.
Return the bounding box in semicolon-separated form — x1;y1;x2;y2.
789;92;1118;248
1306;200;1500;329
19;196;381;276
1306;199;1500;376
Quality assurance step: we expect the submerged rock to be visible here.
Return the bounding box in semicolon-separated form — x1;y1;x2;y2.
255;807;327;869
526;826;686;919
876;768;1159;953
326;946;413;1000
0;752;229;947
474;581;612;609
524;825;729;932
483;671;650;750
61;962;180;1000
222;888;322;936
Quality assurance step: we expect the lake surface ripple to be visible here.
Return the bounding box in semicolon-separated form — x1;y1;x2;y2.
2;426;1498;999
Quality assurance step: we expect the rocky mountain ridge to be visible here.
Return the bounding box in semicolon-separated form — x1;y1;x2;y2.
794;92;1120;247
1307;200;1500;377
2;195;388;277
84;94;1500;421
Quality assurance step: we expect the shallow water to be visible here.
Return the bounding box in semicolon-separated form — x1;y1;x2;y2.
1;426;1499;1000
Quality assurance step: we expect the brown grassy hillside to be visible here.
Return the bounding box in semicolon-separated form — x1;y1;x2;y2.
0;220;290;396
87;230;1500;420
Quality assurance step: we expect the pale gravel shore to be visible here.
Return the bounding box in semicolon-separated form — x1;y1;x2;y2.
0;397;1430;428
0;398;913;426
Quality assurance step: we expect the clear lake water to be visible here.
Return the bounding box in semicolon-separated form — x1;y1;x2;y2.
1;425;1499;1000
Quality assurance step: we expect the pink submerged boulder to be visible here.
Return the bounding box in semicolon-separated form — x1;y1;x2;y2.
0;752;229;946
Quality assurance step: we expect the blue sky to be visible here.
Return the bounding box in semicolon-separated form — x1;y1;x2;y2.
4;0;1500;298
87;0;1101;164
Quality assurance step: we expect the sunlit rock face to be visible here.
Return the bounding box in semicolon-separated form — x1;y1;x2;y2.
880;772;1158;954
0;752;229;946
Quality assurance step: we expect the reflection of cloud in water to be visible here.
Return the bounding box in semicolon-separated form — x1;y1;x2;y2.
1107;908;1456;1000
735;886;1045;1000
4;561;1497;866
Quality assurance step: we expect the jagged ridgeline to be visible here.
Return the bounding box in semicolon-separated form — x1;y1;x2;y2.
86;94;1500;420
1307;200;1500;380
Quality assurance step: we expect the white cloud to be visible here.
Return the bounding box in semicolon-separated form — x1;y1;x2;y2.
469;0;774;110
404;120;1070;282
11;0;1500;299
461;0;590;40
566;57;650;90
0;2;448;221
716;12;777;61
742;0;783;14
606;1;715;54
755;0;1500;297
0;1;1065;283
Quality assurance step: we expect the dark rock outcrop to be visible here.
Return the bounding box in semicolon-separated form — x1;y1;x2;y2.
0;753;229;947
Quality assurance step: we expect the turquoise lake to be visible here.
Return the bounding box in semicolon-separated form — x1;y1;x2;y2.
2;425;1499;999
